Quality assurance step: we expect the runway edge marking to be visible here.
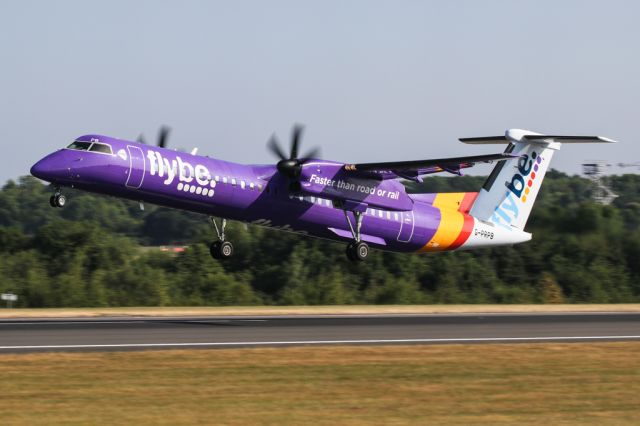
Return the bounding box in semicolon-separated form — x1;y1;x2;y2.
2;335;640;350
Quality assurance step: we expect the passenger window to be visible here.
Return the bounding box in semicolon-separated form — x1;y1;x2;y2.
66;141;92;151
232;178;237;186
240;181;246;189
249;182;255;190
89;143;113;154
223;177;228;184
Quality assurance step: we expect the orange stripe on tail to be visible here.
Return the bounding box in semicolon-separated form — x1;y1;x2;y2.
420;193;477;252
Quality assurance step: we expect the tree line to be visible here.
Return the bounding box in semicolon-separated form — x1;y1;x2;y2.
1;171;639;307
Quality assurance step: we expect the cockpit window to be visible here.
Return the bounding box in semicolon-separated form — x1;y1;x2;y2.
66;141;92;151
89;143;113;154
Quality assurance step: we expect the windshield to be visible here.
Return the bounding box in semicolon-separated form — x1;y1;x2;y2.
66;141;92;151
89;143;113;154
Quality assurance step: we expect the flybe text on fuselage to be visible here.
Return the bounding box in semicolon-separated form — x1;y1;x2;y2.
146;150;212;186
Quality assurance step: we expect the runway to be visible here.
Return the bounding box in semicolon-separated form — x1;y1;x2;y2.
0;312;638;353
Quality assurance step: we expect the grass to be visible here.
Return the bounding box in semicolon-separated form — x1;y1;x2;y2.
1;304;640;318
0;343;639;425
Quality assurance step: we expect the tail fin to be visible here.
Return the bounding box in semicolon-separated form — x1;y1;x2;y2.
461;129;616;230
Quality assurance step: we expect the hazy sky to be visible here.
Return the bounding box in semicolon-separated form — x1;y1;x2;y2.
1;0;638;184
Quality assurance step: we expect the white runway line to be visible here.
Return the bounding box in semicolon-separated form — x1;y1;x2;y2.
0;321;146;325
1;335;640;350
0;319;268;325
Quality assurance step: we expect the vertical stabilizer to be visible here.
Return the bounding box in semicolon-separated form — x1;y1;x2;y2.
461;129;615;230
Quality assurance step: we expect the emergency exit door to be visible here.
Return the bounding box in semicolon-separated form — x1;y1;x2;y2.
125;146;145;189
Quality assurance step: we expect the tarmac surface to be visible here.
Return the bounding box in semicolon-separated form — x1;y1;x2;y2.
0;312;639;353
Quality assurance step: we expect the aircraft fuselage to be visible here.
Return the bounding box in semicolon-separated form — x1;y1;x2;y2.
31;134;531;256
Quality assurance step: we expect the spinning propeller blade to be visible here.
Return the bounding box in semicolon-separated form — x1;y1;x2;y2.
290;125;303;159
266;124;321;191
157;126;171;149
268;135;288;161
137;125;172;148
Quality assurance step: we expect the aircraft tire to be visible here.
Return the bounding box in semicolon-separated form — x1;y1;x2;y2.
210;241;222;259
346;243;357;262
219;241;233;259
49;195;57;208
54;194;66;208
354;241;369;261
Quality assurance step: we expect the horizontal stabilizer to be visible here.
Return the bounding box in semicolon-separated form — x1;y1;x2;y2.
459;136;508;144
522;135;616;143
460;130;617;145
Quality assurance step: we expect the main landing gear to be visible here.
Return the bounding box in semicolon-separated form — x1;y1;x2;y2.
209;217;233;260
49;188;66;208
343;210;369;262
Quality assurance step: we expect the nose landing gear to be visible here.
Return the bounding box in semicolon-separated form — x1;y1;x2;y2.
49;189;66;208
209;217;233;260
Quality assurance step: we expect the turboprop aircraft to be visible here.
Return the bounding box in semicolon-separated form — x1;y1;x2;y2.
30;126;615;261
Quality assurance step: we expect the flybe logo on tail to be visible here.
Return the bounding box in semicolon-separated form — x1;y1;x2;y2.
491;151;544;228
505;151;543;203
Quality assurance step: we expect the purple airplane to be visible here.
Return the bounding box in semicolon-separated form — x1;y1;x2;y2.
30;126;614;261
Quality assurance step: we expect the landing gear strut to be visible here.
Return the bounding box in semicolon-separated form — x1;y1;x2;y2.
49;188;66;208
209;217;233;260
344;210;369;262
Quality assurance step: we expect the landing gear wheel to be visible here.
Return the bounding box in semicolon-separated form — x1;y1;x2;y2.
346;241;369;262
354;241;369;261
210;241;233;260
208;217;233;260
219;241;233;259
50;193;66;208
346;243;357;262
210;241;222;259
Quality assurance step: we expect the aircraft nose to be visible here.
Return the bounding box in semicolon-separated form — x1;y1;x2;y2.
30;159;48;179
30;154;69;182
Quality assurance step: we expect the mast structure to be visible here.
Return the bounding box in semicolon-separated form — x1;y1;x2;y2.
582;161;617;205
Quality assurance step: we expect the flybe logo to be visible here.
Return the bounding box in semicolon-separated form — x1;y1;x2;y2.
505;151;542;203
146;150;216;198
491;151;544;228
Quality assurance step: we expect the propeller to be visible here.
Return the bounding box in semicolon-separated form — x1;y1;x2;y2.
137;125;171;148
267;124;321;189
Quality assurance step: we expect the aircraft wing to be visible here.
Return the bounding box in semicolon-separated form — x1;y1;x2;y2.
343;152;518;181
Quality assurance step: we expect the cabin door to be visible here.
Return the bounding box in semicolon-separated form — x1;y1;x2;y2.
125;146;145;189
397;210;415;242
